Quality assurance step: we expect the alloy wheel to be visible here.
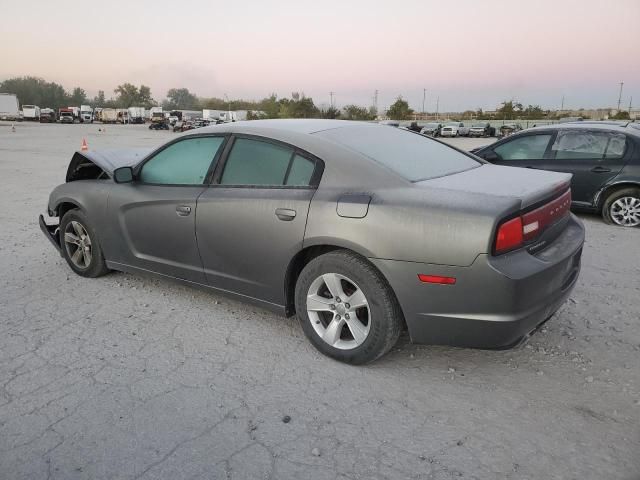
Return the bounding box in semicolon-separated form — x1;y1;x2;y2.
306;273;371;350
610;196;640;227
64;221;93;268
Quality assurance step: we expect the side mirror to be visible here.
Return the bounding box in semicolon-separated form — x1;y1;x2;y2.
113;166;134;183
482;150;499;161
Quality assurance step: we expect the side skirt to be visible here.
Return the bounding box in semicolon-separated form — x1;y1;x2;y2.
105;261;287;316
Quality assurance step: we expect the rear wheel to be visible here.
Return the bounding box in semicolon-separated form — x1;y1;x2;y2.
602;188;640;227
295;251;402;364
60;209;110;277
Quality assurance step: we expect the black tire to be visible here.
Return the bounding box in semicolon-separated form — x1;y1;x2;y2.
601;187;640;227
294;250;403;364
60;209;110;277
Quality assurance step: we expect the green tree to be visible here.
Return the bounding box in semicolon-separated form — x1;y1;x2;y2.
93;90;106;106
68;87;87;106
496;100;524;120
320;106;341;119
611;110;630;120
387;97;413;120
0;76;69;109
164;88;199;110
523;104;544;119
113;83;139;107
138;85;154;107
343;104;375;121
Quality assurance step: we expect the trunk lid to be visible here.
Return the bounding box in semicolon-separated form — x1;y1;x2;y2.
416;164;571;210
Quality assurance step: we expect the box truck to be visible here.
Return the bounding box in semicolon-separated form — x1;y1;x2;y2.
80;105;93;123
22;105;41;121
0;93;21;120
127;106;145;124
100;108;117;123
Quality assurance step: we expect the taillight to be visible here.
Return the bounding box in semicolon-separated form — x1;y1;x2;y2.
495;217;523;254
494;189;572;255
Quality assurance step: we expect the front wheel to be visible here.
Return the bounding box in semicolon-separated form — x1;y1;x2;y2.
602;188;640;227
295;251;403;364
60;209;110;277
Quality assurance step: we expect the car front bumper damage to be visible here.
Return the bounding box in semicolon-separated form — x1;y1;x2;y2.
39;213;62;254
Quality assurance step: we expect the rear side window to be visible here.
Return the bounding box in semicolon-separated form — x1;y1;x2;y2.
286;154;315;186
315;125;479;181
493;134;552;160
551;131;626;160
220;138;317;186
140;136;224;185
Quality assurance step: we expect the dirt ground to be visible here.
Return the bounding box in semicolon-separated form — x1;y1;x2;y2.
0;122;638;480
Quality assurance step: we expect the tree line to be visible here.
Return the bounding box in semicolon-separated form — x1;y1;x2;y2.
1;76;622;121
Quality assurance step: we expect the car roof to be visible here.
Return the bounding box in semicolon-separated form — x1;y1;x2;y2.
525;121;640;137
198;119;373;135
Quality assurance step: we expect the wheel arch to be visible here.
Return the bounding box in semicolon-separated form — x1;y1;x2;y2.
283;243;406;331
596;181;640;210
55;199;84;219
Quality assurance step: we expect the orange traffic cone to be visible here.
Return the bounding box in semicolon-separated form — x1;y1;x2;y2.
81;138;88;151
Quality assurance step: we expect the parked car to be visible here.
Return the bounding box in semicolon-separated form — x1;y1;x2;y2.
40;120;584;364
472;121;640;227
420;122;442;137
173;120;195;133
440;122;469;137
469;123;495;137
498;123;523;138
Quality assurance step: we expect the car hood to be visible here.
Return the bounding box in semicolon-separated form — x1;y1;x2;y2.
71;148;153;174
66;148;152;182
415;164;571;209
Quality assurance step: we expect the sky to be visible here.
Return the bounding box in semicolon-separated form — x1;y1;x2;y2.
1;0;639;111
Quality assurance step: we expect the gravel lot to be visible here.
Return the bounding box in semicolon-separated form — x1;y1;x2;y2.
1;122;638;480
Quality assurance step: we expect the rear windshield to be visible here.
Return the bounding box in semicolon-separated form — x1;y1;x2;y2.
316;125;480;182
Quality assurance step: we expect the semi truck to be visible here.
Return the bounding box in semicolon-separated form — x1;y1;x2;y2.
22;105;41;121
0;93;21;120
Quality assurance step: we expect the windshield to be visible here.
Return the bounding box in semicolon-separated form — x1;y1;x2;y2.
316;125;480;182
60;112;72;116
445;122;460;126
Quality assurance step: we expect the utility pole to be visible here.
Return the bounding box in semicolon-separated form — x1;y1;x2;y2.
422;88;426;115
373;90;378;112
560;95;564;112
435;96;439;120
329;92;335;108
617;82;624;111
630;96;633;114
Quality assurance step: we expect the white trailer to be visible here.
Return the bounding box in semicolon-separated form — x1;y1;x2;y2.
0;93;21;120
127;107;145;124
101;108;117;123
22;105;41;121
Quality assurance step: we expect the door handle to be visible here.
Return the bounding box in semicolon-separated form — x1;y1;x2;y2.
176;205;192;216
275;208;296;221
591;166;611;173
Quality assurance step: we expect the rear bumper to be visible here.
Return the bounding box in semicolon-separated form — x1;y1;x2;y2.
370;214;585;349
39;214;62;253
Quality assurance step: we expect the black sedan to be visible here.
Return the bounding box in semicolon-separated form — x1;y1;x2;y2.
40;120;584;363
472;121;640;227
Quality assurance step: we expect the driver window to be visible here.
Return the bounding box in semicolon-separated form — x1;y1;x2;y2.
493;134;552;160
140;137;225;185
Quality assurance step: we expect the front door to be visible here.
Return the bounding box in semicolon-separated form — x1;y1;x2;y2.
196;136;321;305
103;135;226;283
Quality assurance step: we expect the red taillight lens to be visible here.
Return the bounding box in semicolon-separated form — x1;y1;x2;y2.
418;274;457;285
495;217;523;254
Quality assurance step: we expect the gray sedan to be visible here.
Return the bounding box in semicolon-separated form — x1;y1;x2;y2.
40;120;584;364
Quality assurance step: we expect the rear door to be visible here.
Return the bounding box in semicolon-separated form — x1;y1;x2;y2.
545;130;630;205
196;135;322;305
104;135;226;283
